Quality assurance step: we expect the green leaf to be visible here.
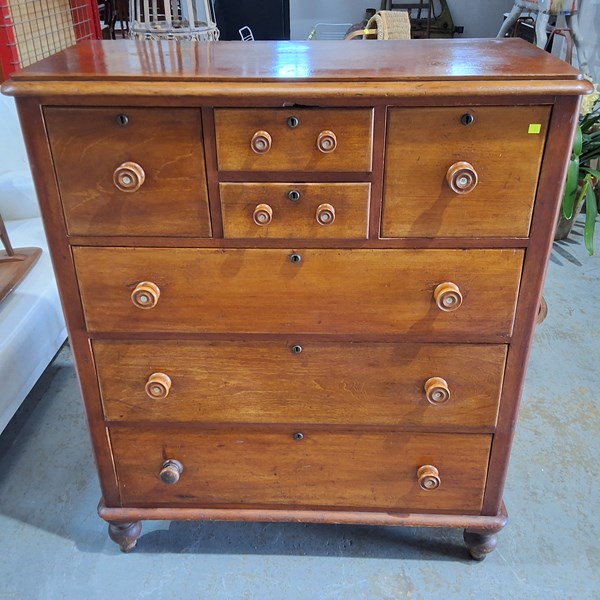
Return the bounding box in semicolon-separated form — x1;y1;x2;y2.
573;125;583;157
562;157;580;219
581;167;600;179
584;178;598;255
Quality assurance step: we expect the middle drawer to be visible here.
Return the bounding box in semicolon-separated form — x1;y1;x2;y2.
74;247;524;338
94;340;506;427
220;183;371;239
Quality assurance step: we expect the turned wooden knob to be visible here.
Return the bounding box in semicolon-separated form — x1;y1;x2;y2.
131;281;160;309
251;130;272;154
113;161;145;192
417;465;441;490
424;377;450;404
159;459;183;485
317;130;337;153
434;282;463;312
446;161;478;194
316;203;335;226
253;203;273;226
145;372;172;399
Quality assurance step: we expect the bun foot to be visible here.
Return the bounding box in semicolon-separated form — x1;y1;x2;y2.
463;529;498;561
108;521;142;553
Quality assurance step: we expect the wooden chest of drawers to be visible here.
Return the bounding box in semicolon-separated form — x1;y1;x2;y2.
3;38;590;559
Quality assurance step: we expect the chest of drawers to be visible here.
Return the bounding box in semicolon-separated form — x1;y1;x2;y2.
3;38;590;559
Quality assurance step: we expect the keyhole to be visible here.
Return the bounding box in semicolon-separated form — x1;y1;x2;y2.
460;113;475;126
291;344;303;354
116;114;129;126
287;116;300;128
290;253;302;264
288;190;301;202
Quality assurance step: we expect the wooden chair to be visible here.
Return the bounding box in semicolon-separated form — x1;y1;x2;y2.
345;10;411;40
0;214;41;304
497;0;588;72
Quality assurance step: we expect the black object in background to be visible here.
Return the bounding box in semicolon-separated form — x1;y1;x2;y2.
214;0;290;40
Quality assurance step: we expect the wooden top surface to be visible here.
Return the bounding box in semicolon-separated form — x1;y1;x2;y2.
6;38;584;83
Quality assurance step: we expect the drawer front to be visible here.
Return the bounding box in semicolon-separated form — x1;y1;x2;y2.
95;340;506;428
220;183;370;239
214;108;373;172
74;247;523;337
44;107;211;237
382;106;550;238
111;428;491;512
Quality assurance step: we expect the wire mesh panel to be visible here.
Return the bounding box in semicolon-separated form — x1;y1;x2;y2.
0;0;100;77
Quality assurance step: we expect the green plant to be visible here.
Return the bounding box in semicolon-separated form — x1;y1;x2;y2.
561;85;600;255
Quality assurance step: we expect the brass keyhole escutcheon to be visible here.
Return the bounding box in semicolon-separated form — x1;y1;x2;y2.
288;189;301;202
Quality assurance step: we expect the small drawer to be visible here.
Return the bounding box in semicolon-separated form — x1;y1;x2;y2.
95;340;505;428
110;427;491;512
382;106;551;238
220;183;370;239
44;107;211;237
74;247;523;338
214;108;373;172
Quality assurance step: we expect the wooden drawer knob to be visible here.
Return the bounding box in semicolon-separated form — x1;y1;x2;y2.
113;162;145;192
424;377;450;404
446;161;478;194
159;459;183;485
253;203;273;226
433;282;462;312
417;465;441;490
317;130;337;153
145;372;172;399
131;281;160;309
251;130;272;154
316;203;335;226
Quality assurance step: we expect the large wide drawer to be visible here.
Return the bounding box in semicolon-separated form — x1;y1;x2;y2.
220;183;370;239
214;108;373;172
382;106;550;238
95;340;506;428
110;428;491;512
44;107;211;237
74;248;523;338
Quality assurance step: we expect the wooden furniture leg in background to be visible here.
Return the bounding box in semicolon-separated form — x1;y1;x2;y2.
0;214;42;303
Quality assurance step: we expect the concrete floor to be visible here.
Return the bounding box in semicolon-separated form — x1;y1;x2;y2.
0;224;598;600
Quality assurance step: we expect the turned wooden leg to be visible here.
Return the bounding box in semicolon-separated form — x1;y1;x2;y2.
463;528;499;561
108;521;142;553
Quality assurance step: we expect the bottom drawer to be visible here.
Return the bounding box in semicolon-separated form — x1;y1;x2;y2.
111;428;491;513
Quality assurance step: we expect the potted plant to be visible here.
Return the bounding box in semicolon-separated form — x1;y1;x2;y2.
556;80;600;254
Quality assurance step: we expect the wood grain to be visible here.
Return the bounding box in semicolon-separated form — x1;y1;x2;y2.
6;39;583;83
13;98;121;505
482;94;584;515
220;183;370;239
382;106;551;238
214;108;373;172
73;247;524;337
110;427;492;512
44;107;211;237
93;340;506;427
98;499;509;525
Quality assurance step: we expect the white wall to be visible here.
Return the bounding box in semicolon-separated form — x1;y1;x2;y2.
290;0;517;40
0;96;31;177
